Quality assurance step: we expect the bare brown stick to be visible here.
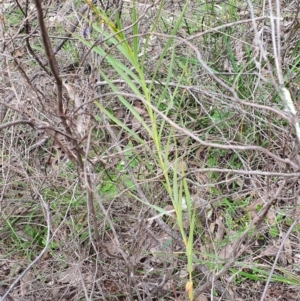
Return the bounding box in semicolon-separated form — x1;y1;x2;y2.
33;0;101;248
0;120;35;130
33;0;63;114
182;167;300;178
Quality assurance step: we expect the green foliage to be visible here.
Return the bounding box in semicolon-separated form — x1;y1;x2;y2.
1;210;48;258
230;264;300;286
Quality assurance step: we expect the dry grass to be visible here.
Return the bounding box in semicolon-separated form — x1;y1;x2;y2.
1;0;300;300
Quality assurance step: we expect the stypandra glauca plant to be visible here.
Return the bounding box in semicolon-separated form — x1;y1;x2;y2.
79;1;196;299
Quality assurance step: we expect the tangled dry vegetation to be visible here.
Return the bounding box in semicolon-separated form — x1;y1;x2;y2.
1;0;300;300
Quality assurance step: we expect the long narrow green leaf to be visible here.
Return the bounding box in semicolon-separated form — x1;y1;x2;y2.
115;11;125;40
77;36;139;85
158;47;176;139
187;210;195;270
140;0;164;71
128;190;175;216
224;35;238;73
132;0;139;64
149;0;189;94
3;214;22;245
99;72;151;135
91;23;135;66
94;102;144;144
183;176;192;221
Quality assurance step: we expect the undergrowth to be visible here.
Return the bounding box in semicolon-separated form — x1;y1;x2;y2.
1;0;300;300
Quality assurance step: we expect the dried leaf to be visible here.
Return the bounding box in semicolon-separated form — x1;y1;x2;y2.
194;294;209;301
114;108;124;119
150;234;173;262
133;105;147;116
235;41;245;65
247;199;263;220
131;116;142;132
215;216;225;241
266;209;276;225
59;266;81;284
13;49;24;58
259;244;279;257
219;243;234;260
20;271;33;296
178;267;189;278
283;236;293;264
